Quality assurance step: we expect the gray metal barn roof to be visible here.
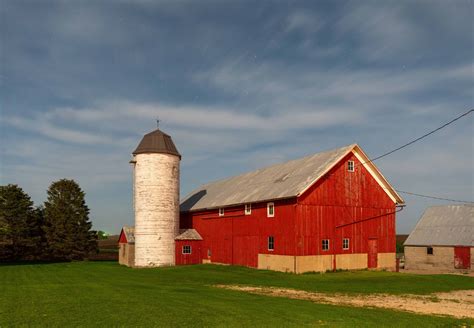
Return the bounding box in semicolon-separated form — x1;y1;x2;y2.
175;229;203;241
180;144;403;212
404;205;474;247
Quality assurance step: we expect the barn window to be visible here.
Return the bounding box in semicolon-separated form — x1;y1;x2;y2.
219;208;224;217
427;247;433;255
245;204;252;215
343;238;350;250
267;202;275;217
322;239;330;251
268;236;274;251
348;161;355;172
182;245;192;254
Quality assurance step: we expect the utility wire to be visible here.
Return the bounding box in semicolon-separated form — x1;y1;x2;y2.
349;109;473;202
395;190;474;204
335;206;405;229
367;109;473;164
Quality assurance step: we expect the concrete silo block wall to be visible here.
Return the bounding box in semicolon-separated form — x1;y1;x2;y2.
134;153;180;267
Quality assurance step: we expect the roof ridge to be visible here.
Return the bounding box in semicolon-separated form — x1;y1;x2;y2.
180;144;359;211
197;144;355;189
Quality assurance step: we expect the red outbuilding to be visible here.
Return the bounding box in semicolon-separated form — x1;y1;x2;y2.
175;229;203;265
177;143;404;273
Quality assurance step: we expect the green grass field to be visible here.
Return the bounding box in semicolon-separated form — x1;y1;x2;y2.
0;262;472;327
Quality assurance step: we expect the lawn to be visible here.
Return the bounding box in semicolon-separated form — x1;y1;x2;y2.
0;262;472;327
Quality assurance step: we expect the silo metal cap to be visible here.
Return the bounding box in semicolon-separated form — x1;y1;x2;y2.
132;129;181;158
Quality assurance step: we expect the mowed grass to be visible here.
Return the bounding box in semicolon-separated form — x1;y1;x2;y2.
0;262;473;327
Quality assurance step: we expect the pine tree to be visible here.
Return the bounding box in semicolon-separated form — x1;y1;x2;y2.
43;179;97;260
0;184;41;261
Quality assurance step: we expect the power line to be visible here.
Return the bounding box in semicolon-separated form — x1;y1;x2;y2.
335;206;405;229
348;109;473;203
395;190;474;204
367;109;473;164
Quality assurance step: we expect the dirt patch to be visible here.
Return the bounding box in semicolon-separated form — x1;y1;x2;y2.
216;285;474;319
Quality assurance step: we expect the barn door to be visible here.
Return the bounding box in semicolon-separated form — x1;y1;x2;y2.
454;247;471;269
368;239;378;269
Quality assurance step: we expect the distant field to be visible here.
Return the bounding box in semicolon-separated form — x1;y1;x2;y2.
0;262;472;327
89;236;119;261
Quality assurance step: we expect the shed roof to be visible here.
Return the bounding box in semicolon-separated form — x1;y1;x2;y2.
120;226;135;244
175;229;203;241
180;144;403;212
133;129;181;158
404;205;474;246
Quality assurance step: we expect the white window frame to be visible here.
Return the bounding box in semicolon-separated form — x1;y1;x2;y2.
268;236;274;251
343;238;350;250
182;245;192;254
348;160;355;172
322;239;330;251
245;204;252;215
219;208;224;217
267;202;275;217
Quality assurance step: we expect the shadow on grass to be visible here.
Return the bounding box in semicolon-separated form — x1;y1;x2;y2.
0;259;117;266
0;260;72;267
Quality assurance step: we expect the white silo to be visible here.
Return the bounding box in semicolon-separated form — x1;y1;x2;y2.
131;128;180;267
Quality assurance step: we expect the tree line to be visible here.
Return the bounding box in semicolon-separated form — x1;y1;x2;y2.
0;179;98;262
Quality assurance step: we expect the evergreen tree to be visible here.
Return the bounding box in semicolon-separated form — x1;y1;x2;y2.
0;184;41;261
43;179;97;260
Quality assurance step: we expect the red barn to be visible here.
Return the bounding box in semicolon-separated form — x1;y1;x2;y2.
177;144;404;273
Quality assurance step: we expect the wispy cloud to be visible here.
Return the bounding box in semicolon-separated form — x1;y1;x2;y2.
1;0;472;233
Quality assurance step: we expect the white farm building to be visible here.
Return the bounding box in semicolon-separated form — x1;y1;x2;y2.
404;204;473;272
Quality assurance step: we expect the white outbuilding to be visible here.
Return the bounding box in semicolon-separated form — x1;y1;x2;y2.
404;204;473;272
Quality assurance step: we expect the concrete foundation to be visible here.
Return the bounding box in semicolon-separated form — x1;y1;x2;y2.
377;253;396;270
258;254;295;273
336;253;367;270
257;253;393;273
296;255;333;273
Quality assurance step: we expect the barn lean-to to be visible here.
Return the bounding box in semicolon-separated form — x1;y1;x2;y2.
119;128;405;273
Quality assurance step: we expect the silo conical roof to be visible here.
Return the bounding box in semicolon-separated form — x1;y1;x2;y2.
132;129;181;158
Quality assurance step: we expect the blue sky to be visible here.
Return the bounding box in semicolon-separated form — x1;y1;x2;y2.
1;0;472;234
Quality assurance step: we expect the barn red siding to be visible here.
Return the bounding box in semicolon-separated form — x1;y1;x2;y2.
179;151;398;270
181;199;296;268
296;152;396;256
175;240;202;265
118;230;128;244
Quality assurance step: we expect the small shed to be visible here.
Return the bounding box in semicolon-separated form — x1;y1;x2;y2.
404;204;473;271
118;226;135;267
175;229;203;265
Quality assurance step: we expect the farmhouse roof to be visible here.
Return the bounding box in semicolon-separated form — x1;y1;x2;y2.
404;204;474;247
180;144;404;212
133;129;181;158
120;226;135;244
175;229;203;241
